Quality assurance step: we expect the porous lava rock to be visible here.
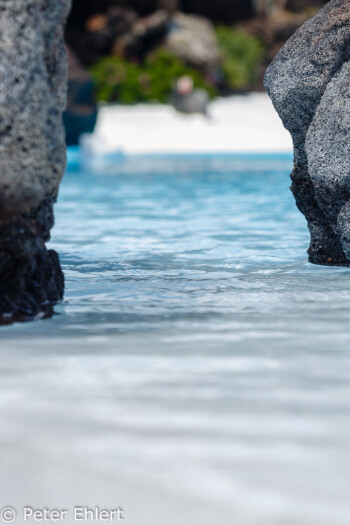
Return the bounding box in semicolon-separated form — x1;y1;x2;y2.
0;0;71;322
264;0;350;266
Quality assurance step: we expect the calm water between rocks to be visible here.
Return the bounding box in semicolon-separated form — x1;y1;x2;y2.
1;154;350;525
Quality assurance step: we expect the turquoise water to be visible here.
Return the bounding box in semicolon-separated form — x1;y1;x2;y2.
1;154;350;525
6;153;307;337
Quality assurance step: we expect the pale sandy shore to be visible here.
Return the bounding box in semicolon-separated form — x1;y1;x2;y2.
0;335;340;525
87;93;292;156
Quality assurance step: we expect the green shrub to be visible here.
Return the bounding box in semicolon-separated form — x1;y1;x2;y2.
90;48;218;104
215;27;263;90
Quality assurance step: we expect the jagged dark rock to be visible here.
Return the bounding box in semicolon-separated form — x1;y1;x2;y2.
264;0;350;266
0;248;64;324
0;0;71;323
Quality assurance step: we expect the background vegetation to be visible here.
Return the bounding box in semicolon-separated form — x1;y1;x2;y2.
90;48;218;104
90;28;264;104
67;0;329;104
215;27;263;91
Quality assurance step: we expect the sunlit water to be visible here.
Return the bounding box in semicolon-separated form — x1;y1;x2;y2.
1;154;350;524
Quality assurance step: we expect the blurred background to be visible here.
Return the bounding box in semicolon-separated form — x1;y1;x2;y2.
64;0;328;145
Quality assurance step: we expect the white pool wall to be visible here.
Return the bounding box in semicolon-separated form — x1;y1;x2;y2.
89;93;293;156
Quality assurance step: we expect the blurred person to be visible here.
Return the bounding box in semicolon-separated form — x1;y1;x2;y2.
171;75;210;115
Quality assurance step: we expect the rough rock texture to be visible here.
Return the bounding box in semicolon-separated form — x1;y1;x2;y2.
0;0;71;322
264;0;350;266
0;248;64;324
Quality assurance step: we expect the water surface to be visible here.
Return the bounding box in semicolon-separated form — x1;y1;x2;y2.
1;154;350;525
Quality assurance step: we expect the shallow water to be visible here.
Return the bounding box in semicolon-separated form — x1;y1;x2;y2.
1;154;350;524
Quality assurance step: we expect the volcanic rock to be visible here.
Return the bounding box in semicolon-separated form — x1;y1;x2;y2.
0;0;70;321
265;0;350;266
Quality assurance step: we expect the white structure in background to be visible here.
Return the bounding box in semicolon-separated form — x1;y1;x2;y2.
82;94;292;158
